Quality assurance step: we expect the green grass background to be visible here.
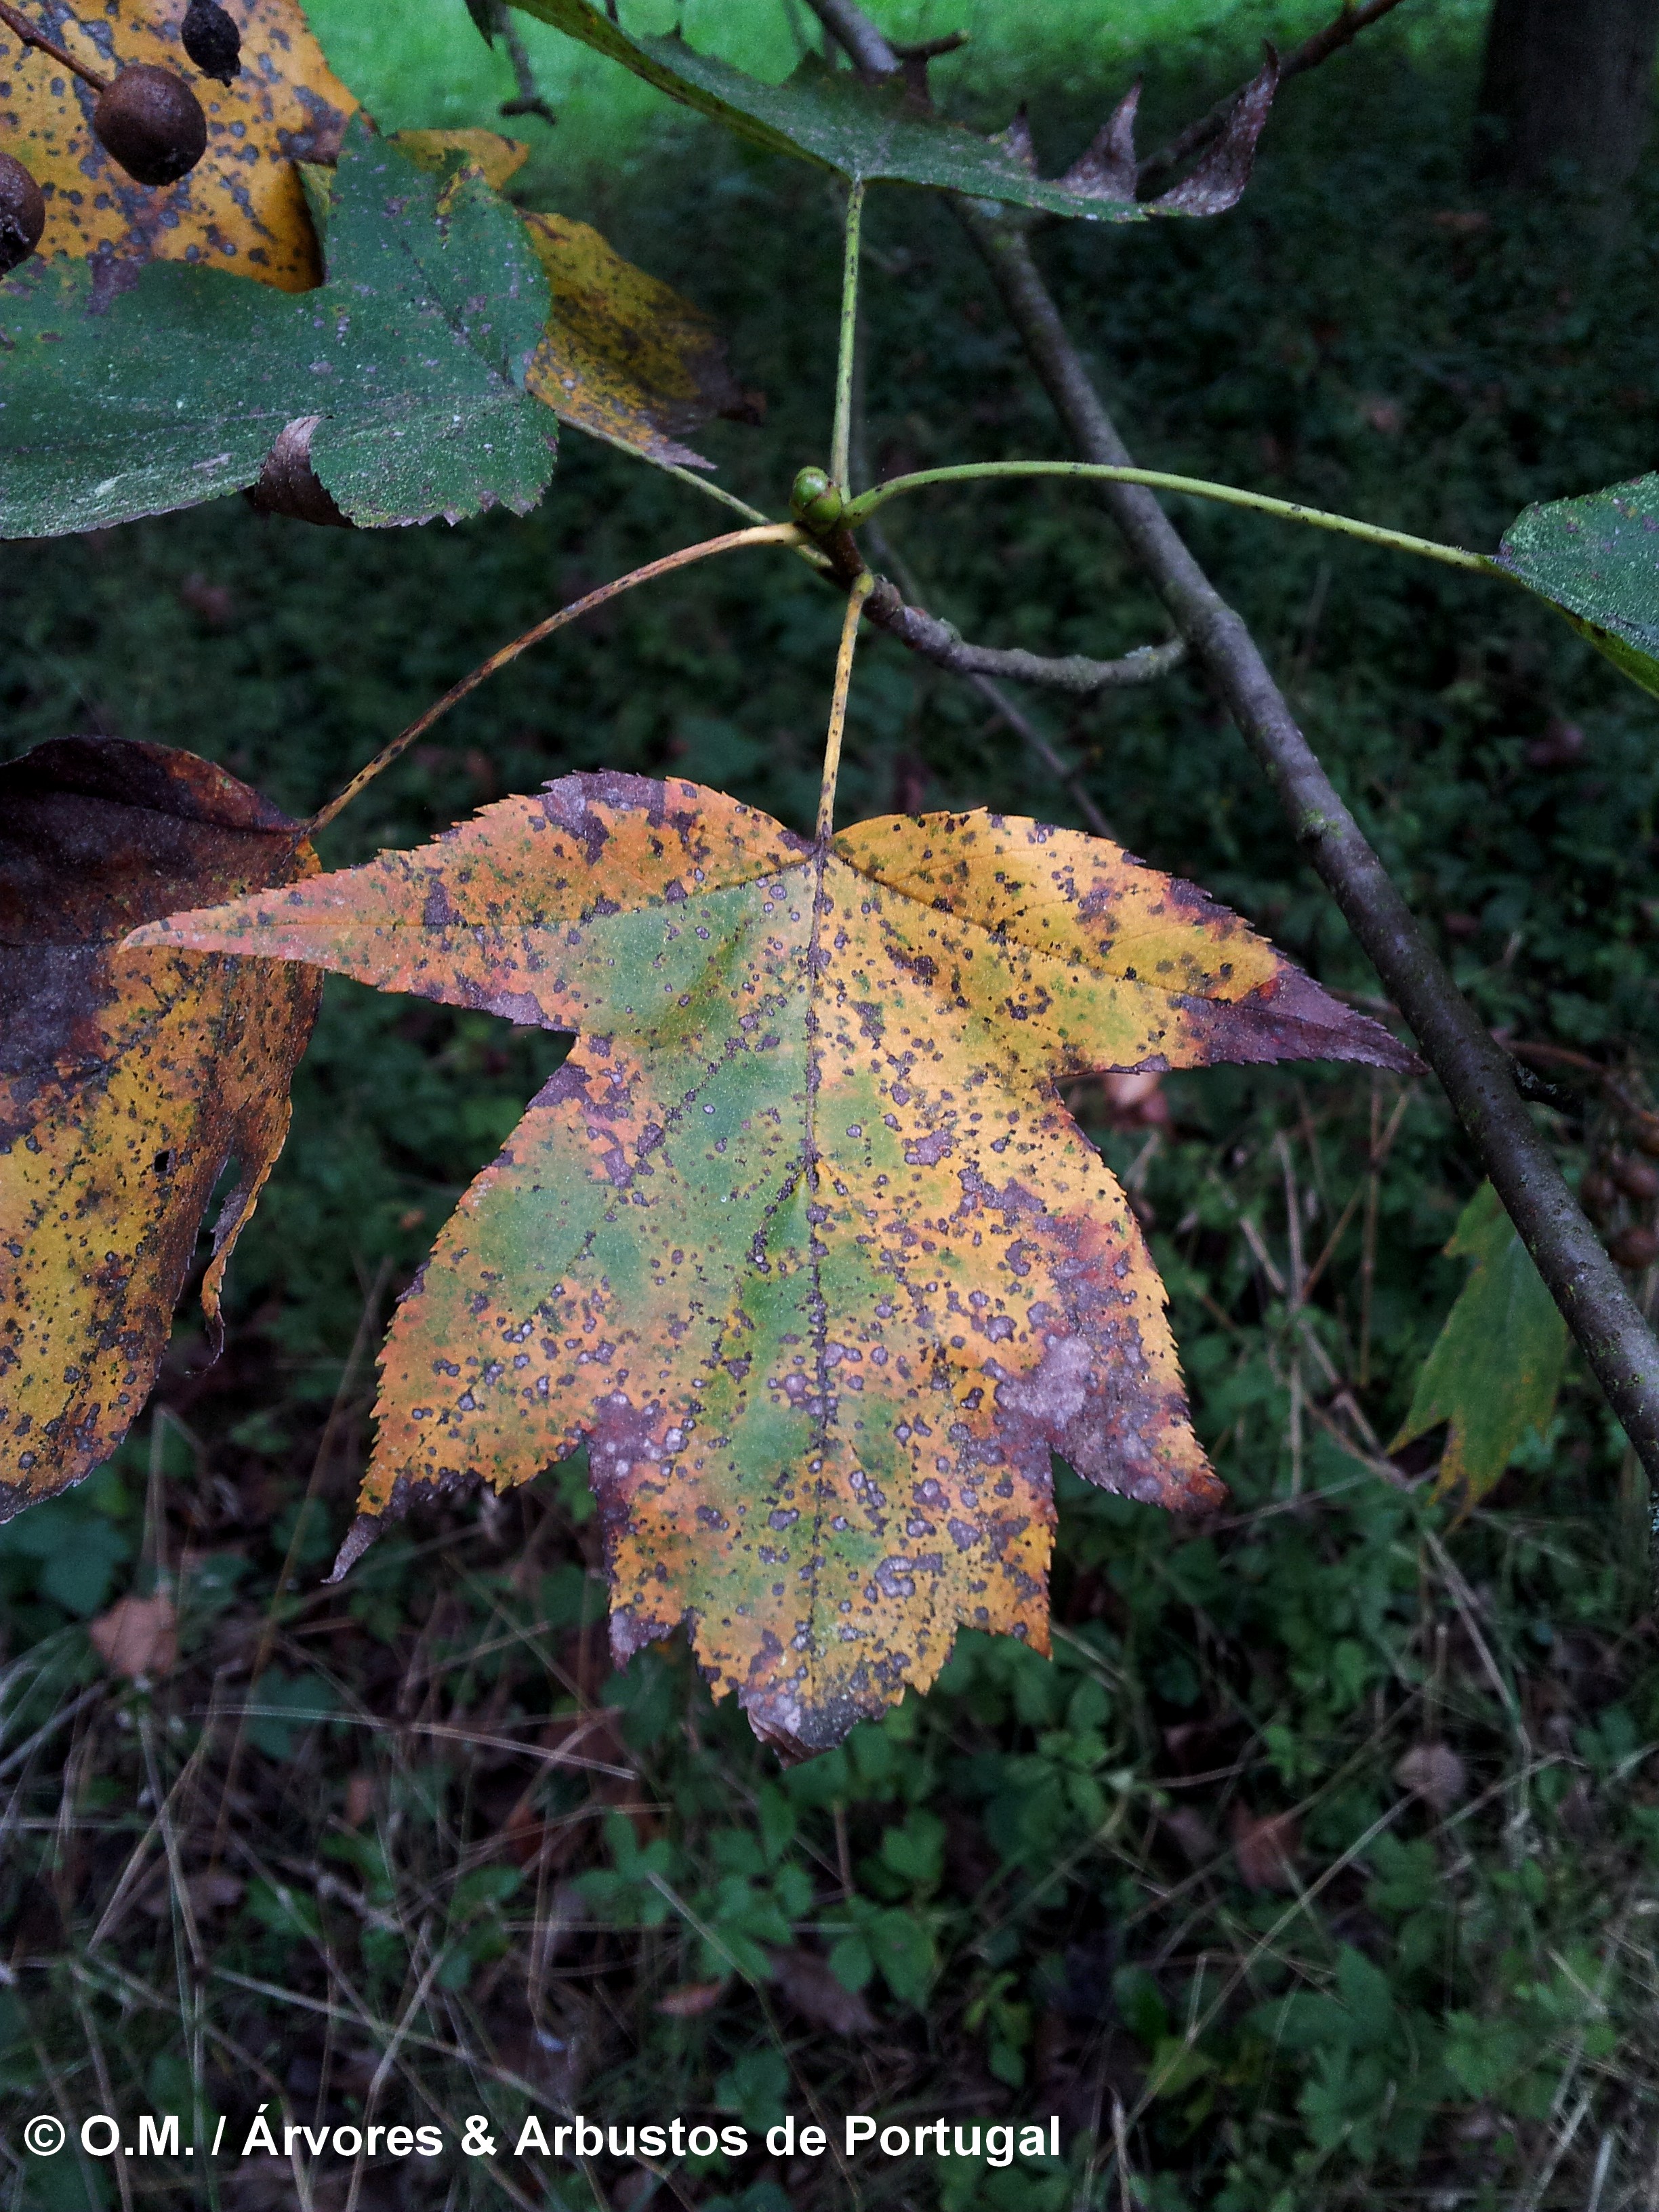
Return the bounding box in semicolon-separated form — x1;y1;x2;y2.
306;0;1490;154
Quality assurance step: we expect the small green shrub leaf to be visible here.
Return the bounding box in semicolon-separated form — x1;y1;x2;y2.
513;1;1274;223
244;1668;340;1760
1391;1182;1568;1502
1496;473;1659;698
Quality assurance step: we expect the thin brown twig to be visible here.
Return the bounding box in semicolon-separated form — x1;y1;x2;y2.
0;0;110;89
307;524;802;836
1299;1080;1416;1305
1360;1078;1382;1387
69;1984;134;2212
860;519;1121;835
496;1;556;125
966;672;1115;839
949;201;1659;1490
865;572;1187;694
1509;1038;1659;1143
800;0;895;81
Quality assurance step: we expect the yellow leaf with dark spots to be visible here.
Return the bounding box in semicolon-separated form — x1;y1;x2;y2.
523;211;760;469
132;775;1411;1751
0;739;320;1515
0;0;355;291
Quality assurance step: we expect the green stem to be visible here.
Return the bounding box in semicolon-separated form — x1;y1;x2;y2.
841;462;1500;579
661;464;773;527
830;180;866;495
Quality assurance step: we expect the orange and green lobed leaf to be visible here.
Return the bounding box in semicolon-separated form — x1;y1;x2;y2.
1;739;320;1515
134;775;1413;1751
0;0;354;291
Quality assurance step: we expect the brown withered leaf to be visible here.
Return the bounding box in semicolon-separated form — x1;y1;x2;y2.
1393;1741;1467;1814
89;1589;178;1678
135;775;1412;1753
769;1946;876;2034
0;0;354;291
655;1979;727;2018
1231;1805;1301;1891
0;739;319;1515
1159;1805;1218;1866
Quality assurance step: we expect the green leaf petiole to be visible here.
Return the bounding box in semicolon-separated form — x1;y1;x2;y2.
840;461;1500;579
829;179;867;498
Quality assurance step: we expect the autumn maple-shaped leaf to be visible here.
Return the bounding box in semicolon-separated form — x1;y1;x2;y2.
133;775;1411;1750
513;0;1277;225
1;739;320;1516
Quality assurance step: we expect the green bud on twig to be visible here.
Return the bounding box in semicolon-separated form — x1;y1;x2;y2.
791;466;846;535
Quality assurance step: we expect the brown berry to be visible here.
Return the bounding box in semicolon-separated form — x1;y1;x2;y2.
1579;1168;1616;1218
1608;1224;1659;1270
182;0;241;85
1633;1120;1659;1160
0;150;45;276
1614;1156;1659;1202
94;64;207;186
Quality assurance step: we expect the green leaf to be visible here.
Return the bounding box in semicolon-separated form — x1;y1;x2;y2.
1391;1182;1568;1502
0;117;555;539
880;1809;945;1889
452;1865;523;1913
828;1931;874;1992
512;1;1274;223
244;1668;340;1760
1443;2009;1532;2099
715;2049;791;2133
0;1498;134;1616
867;1906;937;2007
1496;473;1659;699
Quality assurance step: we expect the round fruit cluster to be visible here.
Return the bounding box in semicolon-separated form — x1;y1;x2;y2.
0;0;243;276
